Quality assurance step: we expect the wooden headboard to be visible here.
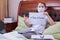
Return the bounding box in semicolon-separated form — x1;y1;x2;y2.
18;1;60;21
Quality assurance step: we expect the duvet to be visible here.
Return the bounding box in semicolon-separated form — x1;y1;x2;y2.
0;31;29;40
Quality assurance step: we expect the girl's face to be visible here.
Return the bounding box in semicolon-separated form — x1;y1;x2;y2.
37;3;46;12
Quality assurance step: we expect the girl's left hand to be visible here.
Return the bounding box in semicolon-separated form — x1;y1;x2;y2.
44;12;49;16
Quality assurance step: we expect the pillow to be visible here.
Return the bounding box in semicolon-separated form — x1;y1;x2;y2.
15;16;28;31
43;22;60;40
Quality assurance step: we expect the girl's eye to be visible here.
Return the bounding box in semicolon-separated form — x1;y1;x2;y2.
39;6;41;8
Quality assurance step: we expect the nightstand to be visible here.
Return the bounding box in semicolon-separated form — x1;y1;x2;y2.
4;22;17;32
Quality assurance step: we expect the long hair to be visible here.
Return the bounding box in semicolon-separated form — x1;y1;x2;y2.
38;2;47;8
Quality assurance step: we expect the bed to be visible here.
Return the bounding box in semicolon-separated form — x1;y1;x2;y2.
15;1;60;40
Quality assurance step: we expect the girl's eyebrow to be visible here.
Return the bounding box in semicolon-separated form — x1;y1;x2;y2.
39;5;45;7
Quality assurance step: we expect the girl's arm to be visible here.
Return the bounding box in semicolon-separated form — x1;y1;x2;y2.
23;15;32;27
44;12;55;25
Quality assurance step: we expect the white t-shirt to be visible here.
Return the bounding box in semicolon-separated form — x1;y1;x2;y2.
29;12;48;33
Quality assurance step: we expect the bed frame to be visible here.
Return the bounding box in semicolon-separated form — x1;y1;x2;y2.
17;1;60;22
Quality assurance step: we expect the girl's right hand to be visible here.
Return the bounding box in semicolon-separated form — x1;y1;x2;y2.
23;15;29;22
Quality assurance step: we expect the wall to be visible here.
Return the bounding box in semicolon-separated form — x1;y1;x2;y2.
8;0;22;21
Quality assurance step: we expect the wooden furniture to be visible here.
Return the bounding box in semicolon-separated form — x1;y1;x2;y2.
22;0;60;3
4;22;17;32
0;0;17;32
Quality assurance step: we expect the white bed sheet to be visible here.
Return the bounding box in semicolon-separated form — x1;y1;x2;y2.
0;31;29;40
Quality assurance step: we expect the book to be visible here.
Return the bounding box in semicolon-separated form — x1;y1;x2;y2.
31;35;54;40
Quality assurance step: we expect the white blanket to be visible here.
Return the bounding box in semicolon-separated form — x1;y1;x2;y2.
0;31;29;40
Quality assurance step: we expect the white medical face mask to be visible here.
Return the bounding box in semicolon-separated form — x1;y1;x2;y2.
37;7;45;12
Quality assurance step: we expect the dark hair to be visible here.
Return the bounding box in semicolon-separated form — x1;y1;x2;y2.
20;11;29;17
38;2;47;8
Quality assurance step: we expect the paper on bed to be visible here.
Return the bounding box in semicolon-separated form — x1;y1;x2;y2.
29;12;46;25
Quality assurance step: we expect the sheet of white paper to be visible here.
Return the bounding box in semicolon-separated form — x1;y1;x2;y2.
29;12;46;25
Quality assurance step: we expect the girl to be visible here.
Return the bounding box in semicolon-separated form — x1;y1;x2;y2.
18;2;55;39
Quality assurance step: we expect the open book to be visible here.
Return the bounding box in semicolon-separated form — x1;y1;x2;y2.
31;35;54;40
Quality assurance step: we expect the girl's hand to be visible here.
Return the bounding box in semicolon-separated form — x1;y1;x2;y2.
44;12;55;25
44;12;49;16
23;15;32;27
23;15;29;22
